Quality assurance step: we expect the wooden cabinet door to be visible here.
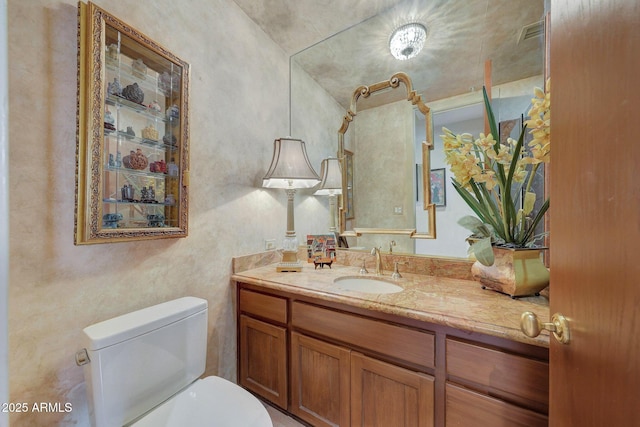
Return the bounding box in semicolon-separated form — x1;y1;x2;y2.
239;315;287;409
290;332;350;427
351;352;434;427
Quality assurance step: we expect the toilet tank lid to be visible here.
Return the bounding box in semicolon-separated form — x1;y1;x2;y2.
83;297;207;351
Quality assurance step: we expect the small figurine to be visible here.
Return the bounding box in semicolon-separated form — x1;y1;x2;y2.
125;126;135;140
108;153;115;167
162;133;177;147
158;71;179;95
121;185;134;201
122;83;145;104
104;108;115;125
115;151;122;168
107;77;122;97
132;58;148;79
167;158;179;177
147;214;165;227
141;125;158;141
102;213;122;228
166;104;179;120
141;187;149;202
314;258;333;269
148;100;161;115
105;44;119;64
150;160;166;174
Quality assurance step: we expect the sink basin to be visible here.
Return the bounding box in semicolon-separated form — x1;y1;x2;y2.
333;276;403;294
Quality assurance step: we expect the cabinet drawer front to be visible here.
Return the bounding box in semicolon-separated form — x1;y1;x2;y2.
292;301;434;368
446;338;548;413
239;289;287;324
446;383;547;427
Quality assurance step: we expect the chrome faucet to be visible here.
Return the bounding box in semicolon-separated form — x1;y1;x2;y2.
371;247;383;275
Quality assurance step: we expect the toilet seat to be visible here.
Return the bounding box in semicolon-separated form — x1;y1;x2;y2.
130;377;272;427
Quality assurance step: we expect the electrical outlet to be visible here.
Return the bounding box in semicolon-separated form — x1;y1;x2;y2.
393;206;403;215
264;239;276;250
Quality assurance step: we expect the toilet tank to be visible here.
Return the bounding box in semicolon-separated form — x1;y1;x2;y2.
81;297;208;427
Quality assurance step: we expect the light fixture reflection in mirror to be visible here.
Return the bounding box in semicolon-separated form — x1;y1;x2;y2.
314;157;343;233
263;138;320;272
389;23;427;60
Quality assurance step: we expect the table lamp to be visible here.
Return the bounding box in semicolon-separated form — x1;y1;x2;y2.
263;137;320;272
313;157;343;233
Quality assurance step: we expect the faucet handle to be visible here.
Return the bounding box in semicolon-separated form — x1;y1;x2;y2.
391;261;408;279
389;240;396;253
359;259;369;275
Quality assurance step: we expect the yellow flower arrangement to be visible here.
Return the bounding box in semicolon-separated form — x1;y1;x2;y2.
442;80;550;266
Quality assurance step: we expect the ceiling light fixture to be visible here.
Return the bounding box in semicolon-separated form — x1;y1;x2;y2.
389;23;427;61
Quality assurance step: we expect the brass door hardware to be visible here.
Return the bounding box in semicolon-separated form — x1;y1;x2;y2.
520;311;571;344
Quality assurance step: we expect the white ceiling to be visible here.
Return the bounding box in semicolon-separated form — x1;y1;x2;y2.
233;0;545;108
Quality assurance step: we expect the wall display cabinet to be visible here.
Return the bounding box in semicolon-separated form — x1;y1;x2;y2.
236;283;549;426
75;2;190;244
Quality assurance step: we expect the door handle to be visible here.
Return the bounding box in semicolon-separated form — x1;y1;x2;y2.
520;311;571;344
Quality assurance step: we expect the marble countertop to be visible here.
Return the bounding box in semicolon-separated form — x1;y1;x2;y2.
232;262;550;348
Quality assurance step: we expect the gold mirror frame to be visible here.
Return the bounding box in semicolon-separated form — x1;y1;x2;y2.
75;2;190;244
337;72;436;239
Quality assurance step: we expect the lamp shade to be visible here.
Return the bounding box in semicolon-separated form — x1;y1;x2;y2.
262;137;320;189
314;157;343;196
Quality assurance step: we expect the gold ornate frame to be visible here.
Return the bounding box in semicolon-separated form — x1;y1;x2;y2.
75;2;190;244
337;72;436;239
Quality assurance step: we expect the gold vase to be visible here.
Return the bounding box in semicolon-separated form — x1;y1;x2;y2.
471;246;549;298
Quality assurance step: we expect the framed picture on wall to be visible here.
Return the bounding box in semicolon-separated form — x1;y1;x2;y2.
430;168;446;206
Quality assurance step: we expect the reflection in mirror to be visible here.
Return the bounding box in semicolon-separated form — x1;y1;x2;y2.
290;0;547;257
337;72;435;254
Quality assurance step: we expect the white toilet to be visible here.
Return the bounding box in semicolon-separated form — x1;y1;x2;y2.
77;296;272;427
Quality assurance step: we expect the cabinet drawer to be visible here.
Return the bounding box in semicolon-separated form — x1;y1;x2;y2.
446;383;547;427
239;289;287;324
292;301;434;368
446;338;548;413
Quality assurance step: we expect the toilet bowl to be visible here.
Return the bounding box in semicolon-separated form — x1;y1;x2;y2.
131;377;271;427
77;297;272;427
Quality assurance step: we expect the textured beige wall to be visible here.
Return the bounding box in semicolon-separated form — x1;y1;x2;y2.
6;0;333;425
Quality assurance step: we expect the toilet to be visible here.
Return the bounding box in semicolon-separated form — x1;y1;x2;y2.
77;297;272;427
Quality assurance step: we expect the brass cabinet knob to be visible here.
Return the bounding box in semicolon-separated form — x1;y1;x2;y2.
520;311;571;344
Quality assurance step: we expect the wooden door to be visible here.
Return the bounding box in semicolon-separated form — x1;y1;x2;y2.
351;352;434;427
549;0;640;425
290;332;351;427
239;315;288;409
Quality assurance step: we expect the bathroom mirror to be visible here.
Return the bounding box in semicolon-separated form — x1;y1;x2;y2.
291;0;546;256
337;72;436;244
75;2;190;244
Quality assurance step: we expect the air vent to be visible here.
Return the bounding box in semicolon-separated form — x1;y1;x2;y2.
517;20;544;44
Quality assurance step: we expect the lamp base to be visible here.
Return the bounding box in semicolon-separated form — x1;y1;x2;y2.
276;250;302;272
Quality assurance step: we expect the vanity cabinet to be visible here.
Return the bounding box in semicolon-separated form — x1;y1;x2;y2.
290;302;435;427
236;282;549;427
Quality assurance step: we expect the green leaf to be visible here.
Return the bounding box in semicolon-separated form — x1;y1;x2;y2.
471;237;495;266
458;216;490;236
